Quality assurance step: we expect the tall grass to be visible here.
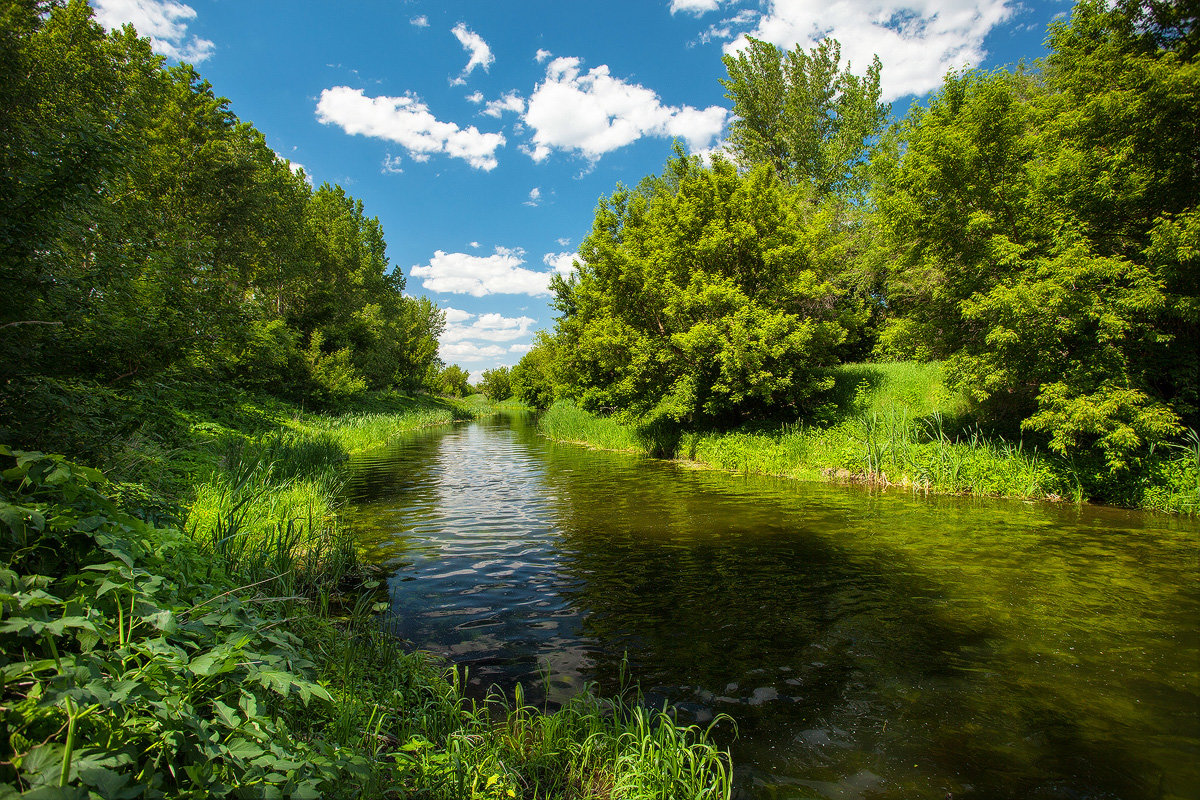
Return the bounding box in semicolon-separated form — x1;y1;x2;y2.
3;385;735;798
540;401;644;453
541;362;1198;511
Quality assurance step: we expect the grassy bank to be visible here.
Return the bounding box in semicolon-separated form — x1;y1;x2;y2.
539;363;1200;514
0;381;732;799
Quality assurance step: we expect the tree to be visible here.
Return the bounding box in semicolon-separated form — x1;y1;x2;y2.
437;364;471;398
876;0;1198;470
479;367;512;402
721;37;888;195
511;333;560;409
551;154;852;427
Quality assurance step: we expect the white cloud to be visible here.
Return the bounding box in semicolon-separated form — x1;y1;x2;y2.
482;91;526;118
381;153;404;173
727;0;1015;101
535;48;553;63
316;87;505;170
466;91;484;104
522;56;727;162
509;343;534;354
92;0;214;62
469;241;481;249
524;187;542;207
557;237;572;247
670;0;723;14
440;341;508;362
442;306;474;323
412;246;556;296
543;251;580;275
442;312;537;343
451;22;494;84
410;15;429;27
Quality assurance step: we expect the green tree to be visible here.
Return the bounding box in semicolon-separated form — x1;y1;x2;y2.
437;364;471;398
877;0;1198;470
551;154;850;427
721;37;888;195
479;366;513;402
511;333;560;408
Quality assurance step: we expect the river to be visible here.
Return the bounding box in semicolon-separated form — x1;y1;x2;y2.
345;413;1199;800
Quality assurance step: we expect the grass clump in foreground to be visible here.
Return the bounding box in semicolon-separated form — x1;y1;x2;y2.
539;362;1200;514
0;386;732;799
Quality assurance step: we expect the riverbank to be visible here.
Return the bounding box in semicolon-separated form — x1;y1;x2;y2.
0;380;733;799
538;362;1199;515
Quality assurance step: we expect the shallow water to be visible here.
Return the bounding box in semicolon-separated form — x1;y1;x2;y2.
346;414;1200;800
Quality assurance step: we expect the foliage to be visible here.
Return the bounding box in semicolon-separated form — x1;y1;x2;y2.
551;153;854;429
478;367;513;402
510;333;561;409
876;0;1198;471
538;402;645;453
0;2;443;399
721;37;888;195
436;364;472;398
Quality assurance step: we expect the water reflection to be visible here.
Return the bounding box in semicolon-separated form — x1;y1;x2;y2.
346;416;1200;800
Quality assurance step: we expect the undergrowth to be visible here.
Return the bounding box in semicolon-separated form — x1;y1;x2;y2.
539;363;1200;513
0;381;731;799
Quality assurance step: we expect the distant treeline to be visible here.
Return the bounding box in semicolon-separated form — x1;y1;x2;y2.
514;0;1198;479
1;1;443;406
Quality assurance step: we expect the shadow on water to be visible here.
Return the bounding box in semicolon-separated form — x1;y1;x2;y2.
345;416;1200;800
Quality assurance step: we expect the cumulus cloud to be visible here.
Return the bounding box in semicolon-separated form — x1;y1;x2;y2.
316;87;505;170
482;91;526;118
525;187;542;207
451;22;494;84
670;0;723;14
543;251;580;275
92;0;214;62
442;312;537;343
442;306;474;323
440;341;508;362
535;49;553;63
522;56;727;162
466;91;485;104
410;15;429;27
509;343;534;354
725;0;1015;101
411;247;556;296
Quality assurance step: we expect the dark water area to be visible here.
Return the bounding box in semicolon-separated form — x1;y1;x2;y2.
345;414;1200;800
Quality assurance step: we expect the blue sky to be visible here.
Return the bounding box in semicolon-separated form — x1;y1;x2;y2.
90;0;1068;379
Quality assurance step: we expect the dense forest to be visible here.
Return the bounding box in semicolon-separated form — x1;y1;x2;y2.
515;0;1198;501
0;1;444;430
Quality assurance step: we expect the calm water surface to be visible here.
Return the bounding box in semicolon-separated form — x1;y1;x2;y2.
345;414;1200;800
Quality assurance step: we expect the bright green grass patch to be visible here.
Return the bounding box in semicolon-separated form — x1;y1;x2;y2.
540;363;1199;512
539;401;643;453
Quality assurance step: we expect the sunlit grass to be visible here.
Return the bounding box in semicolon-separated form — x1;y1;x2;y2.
540;401;643;453
541;362;1198;511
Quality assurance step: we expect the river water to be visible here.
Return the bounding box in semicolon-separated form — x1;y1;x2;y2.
345;414;1199;800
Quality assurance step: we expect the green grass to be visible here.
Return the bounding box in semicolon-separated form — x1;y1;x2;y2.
1;381;733;799
540;362;1199;513
539;401;644;453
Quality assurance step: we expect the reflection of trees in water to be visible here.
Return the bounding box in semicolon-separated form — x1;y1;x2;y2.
536;453;1177;800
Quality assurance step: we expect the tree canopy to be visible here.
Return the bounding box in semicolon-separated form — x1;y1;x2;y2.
0;0;444;406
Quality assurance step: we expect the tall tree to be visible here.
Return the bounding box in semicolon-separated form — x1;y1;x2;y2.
877;0;1198;470
551;154;851;427
721;37;888;196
